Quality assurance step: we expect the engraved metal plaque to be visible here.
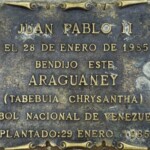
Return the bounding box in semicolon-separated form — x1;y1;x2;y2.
0;0;150;149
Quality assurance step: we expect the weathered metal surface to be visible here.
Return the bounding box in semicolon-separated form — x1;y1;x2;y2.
0;0;150;149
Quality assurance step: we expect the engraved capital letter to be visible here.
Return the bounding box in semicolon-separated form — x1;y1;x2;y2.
122;20;132;36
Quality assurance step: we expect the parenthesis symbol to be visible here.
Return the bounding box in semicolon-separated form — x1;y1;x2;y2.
3;93;8;104
140;94;143;104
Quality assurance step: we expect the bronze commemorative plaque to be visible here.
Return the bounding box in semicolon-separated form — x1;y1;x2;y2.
0;0;150;149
